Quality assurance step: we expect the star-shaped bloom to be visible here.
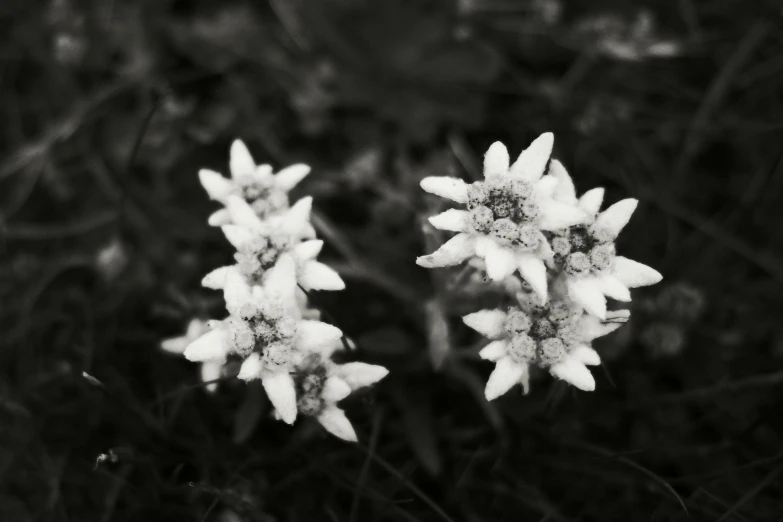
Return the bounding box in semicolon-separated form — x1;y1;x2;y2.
184;255;344;425
463;298;629;397
417;133;587;302
201;196;343;292
161;318;224;393
199;139;311;226
546;161;663;319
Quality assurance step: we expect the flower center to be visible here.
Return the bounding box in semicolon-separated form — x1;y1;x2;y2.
295;357;329;416
552;225;616;276
503;302;583;368
228;301;298;358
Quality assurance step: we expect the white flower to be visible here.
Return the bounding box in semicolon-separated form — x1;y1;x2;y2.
202;196;342;292
547;161;662;319
184;255;345;425
417;133;587;302
463;298;629;397
199;139;311;226
161;318;224;393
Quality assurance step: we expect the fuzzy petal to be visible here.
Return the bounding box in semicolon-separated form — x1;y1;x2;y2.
518;254;548;304
569;345;601;366
463;309;508;339
221;225;253;250
579;188;604;216
295;320;344;354
199;169;235;204
281;197;313;237
549;160;576;204
484;142;510;178
264;255;299;309
594;199;638;239
223;268;252;315
318;406;358;441
226;197;264;229
201;361;223;393
578;310;630;341
336;362;389;390
262;371;297;424
293;240;324;262
612;257;663;288
474;235;494;258
161;336;188;354
322;376;352;403
275;164;311;192
509;132;554;182
184;329;229;362
429;209;469;232
550;359;595;391
598;274;631;302
485;357;525;400
416;233;475;268
535;175;559;199
237;353;263;381
202;265;234;289
420;176;469;203
484;241;518;281
567;277;607;319
479;340;509;361
230;140;256;181
538;200;588;231
300;261;345;291
207;208;232;227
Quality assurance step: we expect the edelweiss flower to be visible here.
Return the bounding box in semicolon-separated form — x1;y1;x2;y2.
417;133;586;302
464;298;629;396
199;139;311;226
202;196;343;292
547;161;662;318
161;318;224;392
184;255;345;425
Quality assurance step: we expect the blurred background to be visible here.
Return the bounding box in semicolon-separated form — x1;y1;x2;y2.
1;0;783;520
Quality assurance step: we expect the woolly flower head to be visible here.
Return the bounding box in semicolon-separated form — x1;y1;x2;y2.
199;139;311;226
547;161;662;319
464;296;629;397
161;318;224;393
417;133;587;302
184;255;345;424
202;196;343;292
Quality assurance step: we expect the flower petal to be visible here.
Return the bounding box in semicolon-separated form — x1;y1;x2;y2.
237;353;263;381
569;344;601;366
224;268;252;316
280;197;313;237
184;329;229;362
518;254;548;304
484;241;517;281
318;406;358;441
221;225;253;250
202;265;234;289
262;371;297;424
295;320;344;354
597;274;631;302
161;335;188;354
594;199;638;239
416;233;475;268
567;276;607;319
420;176;469;203
463;309;508;339
293;240;324;262
579;188;604;216
509;132;554;182
429;209;469;232
578;309;630;341
322;376;352;402
300;261;345;291
485;356;525;400
484;142;510;178
226;197;264;229
230;139;256;181
479;340;509;361
199;169;235;203
275;164;311;192
535;175;559;199
336;362;389;390
612;257;663;288
550;358;595;391
538;200;588;231
549;159;576;204
264;254;299;309
201;361;223;393
207;208;232;227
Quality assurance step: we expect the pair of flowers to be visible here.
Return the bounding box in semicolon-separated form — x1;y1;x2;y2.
418;133;661;395
162;141;388;441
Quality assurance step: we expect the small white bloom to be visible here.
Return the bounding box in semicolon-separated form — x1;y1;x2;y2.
161;318;225;393
199;139;311;226
464;298;629;397
418;133;587;302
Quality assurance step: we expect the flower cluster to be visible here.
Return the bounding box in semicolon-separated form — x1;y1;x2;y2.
162;141;388;441
419;132;662;395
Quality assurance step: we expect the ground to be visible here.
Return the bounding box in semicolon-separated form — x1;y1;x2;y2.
2;0;783;521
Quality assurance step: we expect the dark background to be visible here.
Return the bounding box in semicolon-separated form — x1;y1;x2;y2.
2;0;783;520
